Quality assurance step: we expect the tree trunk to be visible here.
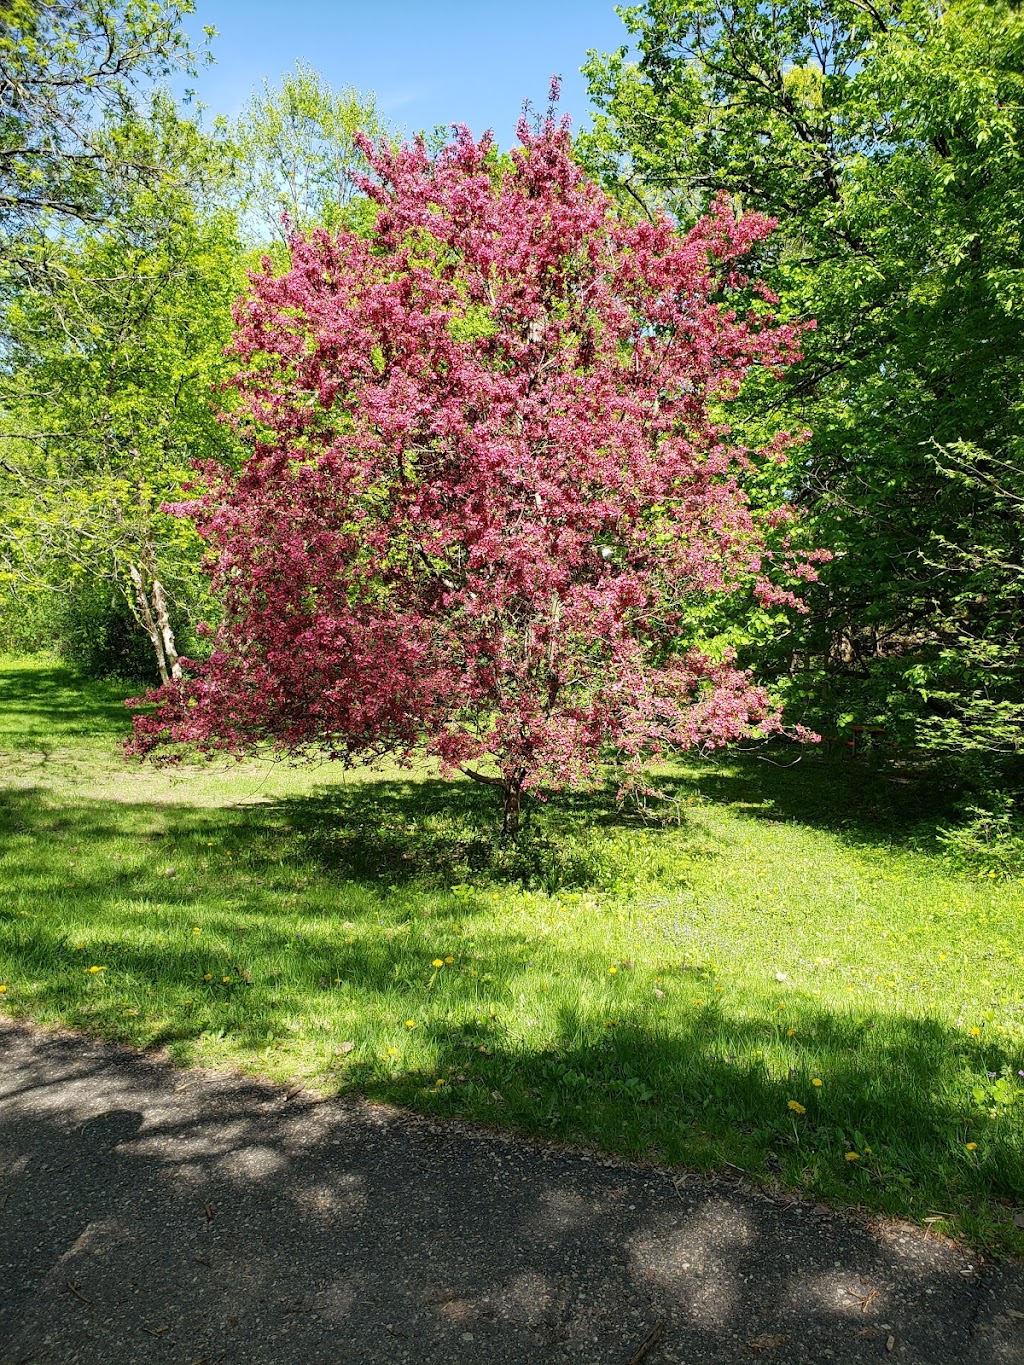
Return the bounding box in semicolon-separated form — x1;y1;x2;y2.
502;775;523;840
128;563;181;685
150;576;181;680
459;765;527;838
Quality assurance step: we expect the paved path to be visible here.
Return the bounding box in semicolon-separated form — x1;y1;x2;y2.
1;1019;1022;1364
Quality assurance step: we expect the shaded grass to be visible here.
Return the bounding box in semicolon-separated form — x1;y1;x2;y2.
1;657;1022;1255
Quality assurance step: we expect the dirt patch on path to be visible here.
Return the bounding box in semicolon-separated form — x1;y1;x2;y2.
1;1017;1022;1364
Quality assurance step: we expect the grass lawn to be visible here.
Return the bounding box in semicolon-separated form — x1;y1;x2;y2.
1;655;1022;1254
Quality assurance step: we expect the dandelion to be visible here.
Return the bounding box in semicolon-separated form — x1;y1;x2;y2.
0;985;7;993
387;1047;399;1056
203;973;212;981
432;959;444;968
846;1151;860;1161
405;1019;417;1029
192;927;201;934
969;1026;982;1037
788;1100;806;1114
609;966;618;974
812;1077;823;1087
444;955;454;964
966;1142;978;1150
74;943;84;951
786;1027;796;1037
435;1078;447;1087
222;976;231;983
86;965;106;974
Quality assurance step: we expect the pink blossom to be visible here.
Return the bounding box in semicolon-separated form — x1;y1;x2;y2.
129;117;826;818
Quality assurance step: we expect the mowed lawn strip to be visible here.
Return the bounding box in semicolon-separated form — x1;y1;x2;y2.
1;656;1022;1253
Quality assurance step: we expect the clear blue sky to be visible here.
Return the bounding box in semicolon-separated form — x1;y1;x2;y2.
182;1;632;146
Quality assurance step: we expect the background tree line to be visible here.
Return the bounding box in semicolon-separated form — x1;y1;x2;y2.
1;0;1021;846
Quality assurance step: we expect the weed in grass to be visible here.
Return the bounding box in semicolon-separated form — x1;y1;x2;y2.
0;657;1022;1255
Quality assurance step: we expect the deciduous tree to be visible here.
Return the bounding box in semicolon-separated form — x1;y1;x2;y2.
131;105;823;831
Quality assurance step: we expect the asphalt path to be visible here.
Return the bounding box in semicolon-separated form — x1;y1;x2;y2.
1;1018;1022;1364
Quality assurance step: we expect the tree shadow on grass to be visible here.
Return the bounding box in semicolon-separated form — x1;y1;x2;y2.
1;783;1022;1252
0;769;716;906
657;746;964;853
0;659;136;747
268;775;721;893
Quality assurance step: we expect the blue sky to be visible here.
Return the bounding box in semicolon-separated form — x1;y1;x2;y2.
182;1;632;146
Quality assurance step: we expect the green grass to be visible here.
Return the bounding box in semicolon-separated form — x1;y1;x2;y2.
1;655;1022;1254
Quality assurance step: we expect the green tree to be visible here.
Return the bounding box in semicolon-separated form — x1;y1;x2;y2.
582;0;1024;758
0;101;243;681
229;62;386;247
0;0;209;273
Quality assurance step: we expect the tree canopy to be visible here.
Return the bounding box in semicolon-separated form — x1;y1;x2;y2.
130;110;824;831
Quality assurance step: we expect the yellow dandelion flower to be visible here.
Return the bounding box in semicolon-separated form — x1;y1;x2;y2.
222;976;231;983
444;955;454;964
192;927;201;934
608;966;618;974
387;1047;399;1056
812;1077;823;1087
786;1027;796;1037
969;1026;982;1036
787;1100;806;1114
0;984;7;993
965;1142;978;1151
74;943;84;951
203;973;213;981
435;1078;447;1087
432;958;444;968
846;1151;860;1161
405;1019;417;1029
86;965;106;974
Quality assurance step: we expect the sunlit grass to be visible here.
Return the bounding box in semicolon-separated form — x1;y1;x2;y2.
1;655;1022;1253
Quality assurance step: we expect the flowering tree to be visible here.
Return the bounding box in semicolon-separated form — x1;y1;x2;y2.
130;100;824;834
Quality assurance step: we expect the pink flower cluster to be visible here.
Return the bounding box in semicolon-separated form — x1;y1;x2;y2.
130;113;826;799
